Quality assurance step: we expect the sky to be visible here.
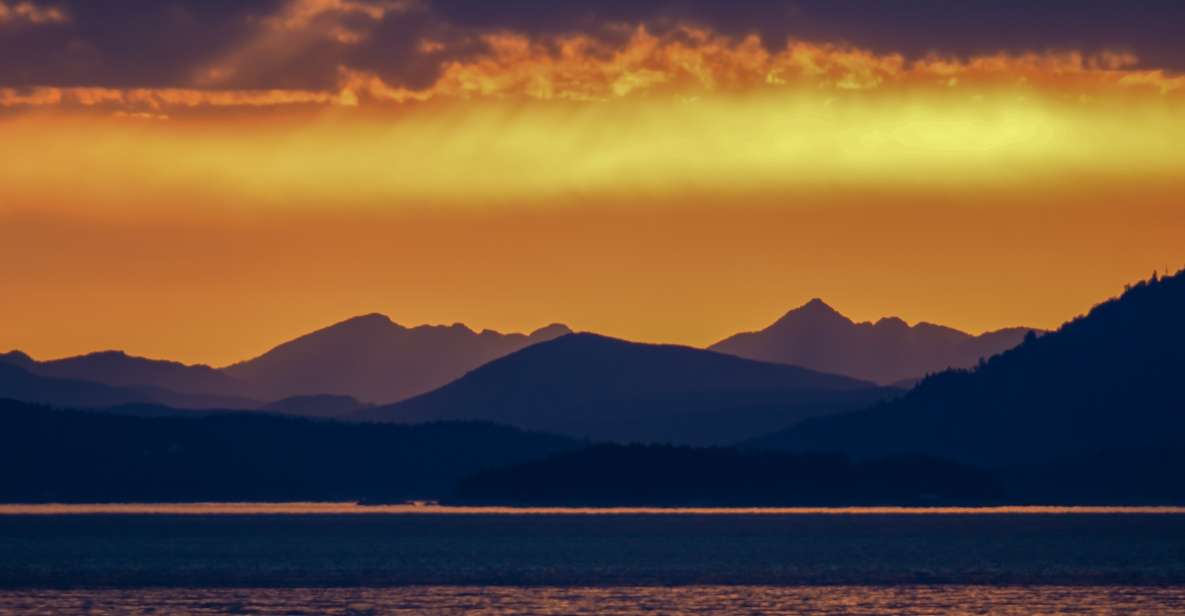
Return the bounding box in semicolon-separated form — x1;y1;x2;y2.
2;0;1184;366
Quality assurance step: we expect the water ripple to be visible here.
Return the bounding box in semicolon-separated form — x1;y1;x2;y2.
2;586;1183;615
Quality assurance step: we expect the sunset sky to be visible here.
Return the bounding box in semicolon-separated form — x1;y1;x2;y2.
2;0;1184;366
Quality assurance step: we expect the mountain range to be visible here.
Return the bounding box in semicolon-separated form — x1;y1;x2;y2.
0;317;574;411
747;271;1185;467
2;270;1184;504
0;300;1041;443
1;350;253;398
359;333;899;445
0;361;255;411
2;302;1036;413
710;299;1038;385
222;314;573;404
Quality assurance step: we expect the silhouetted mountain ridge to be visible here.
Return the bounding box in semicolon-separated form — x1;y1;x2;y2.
0;350;259;409
2;315;575;409
4;362;268;411
0;351;34;370
747;270;1185;466
711;299;1038;384
224;314;573;404
37;350;252;397
360;333;899;445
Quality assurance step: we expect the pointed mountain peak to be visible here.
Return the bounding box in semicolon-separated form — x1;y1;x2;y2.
801;298;840;313
776;298;849;324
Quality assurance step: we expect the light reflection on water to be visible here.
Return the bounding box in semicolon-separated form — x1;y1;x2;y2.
1;586;1183;615
2;503;1184;515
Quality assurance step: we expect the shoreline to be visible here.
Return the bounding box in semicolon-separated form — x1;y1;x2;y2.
3;503;1185;515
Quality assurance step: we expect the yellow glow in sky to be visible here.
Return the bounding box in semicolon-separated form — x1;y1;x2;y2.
3;90;1184;216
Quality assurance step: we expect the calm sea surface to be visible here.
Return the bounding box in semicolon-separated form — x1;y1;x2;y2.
2;586;1185;615
1;505;1184;614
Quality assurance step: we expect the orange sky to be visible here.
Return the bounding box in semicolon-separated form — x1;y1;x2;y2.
2;28;1184;366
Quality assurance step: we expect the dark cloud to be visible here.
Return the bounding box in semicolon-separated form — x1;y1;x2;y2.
2;0;1184;90
432;0;1185;70
0;1;285;87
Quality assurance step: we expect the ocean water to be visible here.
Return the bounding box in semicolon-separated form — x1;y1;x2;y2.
1;505;1184;613
2;586;1185;615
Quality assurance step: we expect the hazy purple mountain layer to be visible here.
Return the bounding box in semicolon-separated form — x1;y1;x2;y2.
224;314;573;404
711;299;1038;385
0;361;255;411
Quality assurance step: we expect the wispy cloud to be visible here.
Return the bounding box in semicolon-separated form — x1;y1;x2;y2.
0;0;67;25
194;0;422;88
265;0;416;31
0;86;341;108
334;27;1185;105
4;25;1184;114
